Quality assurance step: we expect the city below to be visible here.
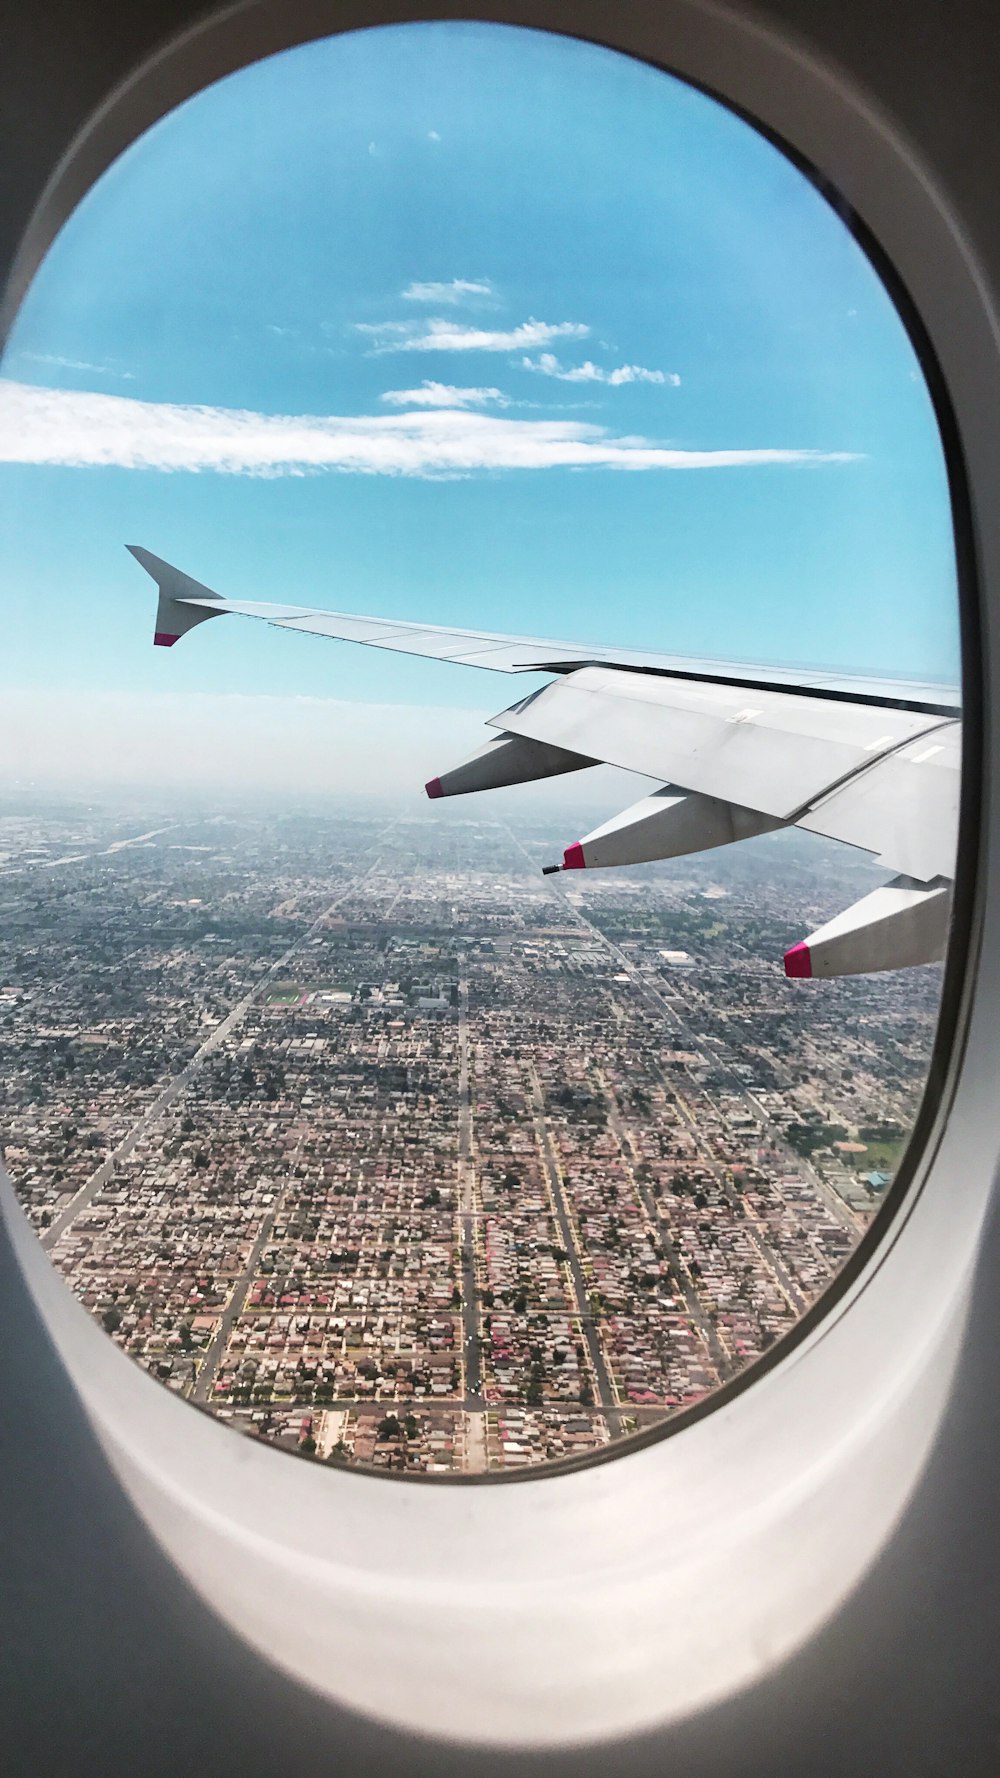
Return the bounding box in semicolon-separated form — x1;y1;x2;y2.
1;795;940;1474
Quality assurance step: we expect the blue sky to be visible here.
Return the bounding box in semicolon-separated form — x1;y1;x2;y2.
0;22;959;794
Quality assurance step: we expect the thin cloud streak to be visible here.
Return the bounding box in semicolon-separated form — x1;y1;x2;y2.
380;381;508;408
13;350;135;380
522;352;681;387
0;379;860;477
402;279;492;303
357;317;590;354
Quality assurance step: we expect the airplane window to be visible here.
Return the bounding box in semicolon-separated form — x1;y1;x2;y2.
0;22;959;1476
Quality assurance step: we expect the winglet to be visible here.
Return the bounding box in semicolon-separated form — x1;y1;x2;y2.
127;546;226;649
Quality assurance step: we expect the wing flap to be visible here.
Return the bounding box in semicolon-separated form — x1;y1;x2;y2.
797;722;960;880
491;666;948;827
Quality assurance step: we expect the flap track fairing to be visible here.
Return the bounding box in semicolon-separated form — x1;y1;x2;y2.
425;733;596;799
552;787;787;871
784;877;951;978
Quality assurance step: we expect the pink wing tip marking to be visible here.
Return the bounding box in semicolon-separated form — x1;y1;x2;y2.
562;842;586;871
153;632;179;648
425;777;444;800
784;942;813;979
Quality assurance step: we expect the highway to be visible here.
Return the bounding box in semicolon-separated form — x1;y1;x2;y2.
456;979;484;1404
552;883;811;1318
193;1208;276;1402
504;826;820;1342
528;1066;626;1437
3;821;182;875
600;1073;729;1373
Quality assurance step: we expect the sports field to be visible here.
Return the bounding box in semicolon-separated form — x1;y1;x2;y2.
265;984;303;1006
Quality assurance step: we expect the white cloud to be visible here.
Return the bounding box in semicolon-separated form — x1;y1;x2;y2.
427;131;441;143
0;379;859;478
357;316;589;354
380;381;508;409
401;278;491;303
522;352;680;387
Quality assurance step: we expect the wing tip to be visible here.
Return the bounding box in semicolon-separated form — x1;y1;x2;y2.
425;778;444;801
563;843;586;870
784;941;813;979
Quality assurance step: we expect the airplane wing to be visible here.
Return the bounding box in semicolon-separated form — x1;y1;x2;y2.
129;546;961;977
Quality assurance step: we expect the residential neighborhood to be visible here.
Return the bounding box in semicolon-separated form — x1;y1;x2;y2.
1;801;938;1471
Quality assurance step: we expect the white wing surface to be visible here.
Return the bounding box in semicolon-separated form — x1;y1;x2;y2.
130;546;960;976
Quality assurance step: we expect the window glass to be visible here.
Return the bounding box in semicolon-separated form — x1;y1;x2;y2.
0;23;958;1474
